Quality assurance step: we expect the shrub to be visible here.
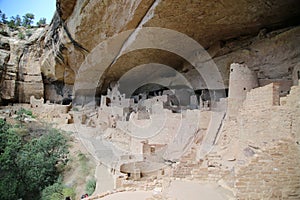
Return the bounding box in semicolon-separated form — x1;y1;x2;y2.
15;108;35;125
18;31;25;40
16;108;34;117
7;19;17;30
62;187;76;200
41;180;76;200
85;178;97;196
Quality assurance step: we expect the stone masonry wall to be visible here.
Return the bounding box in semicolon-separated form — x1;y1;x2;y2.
243;82;280;110
235;139;300;199
170;82;300;199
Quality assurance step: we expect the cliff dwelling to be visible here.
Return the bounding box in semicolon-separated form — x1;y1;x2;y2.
0;0;300;199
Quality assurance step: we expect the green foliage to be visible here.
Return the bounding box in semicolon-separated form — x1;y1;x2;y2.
22;13;34;28
0;120;69;200
16;108;34;117
8;126;28;137
7;15;22;30
7;19;17;30
62;187;76;200
18;31;25;40
41;180;76;200
0;10;8;24
14;15;22;26
85;178;97;196
14;108;35;127
0;118;5;126
41;181;63;200
37;17;47;27
1;10;47;28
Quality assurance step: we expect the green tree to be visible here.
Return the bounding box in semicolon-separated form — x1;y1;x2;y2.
41;181;64;200
7;15;22;29
14;15;22;26
7;19;16;29
22;13;34;28
18;128;69;198
0;10;8;24
0;119;23;199
0;119;69;200
37;17;47;26
41;180;76;200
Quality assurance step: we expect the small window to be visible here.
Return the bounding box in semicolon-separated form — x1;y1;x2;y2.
297;71;300;79
243;88;246;90
150;146;155;153
230;68;233;72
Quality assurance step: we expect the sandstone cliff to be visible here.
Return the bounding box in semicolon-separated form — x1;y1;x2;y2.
0;0;300;104
0;25;45;104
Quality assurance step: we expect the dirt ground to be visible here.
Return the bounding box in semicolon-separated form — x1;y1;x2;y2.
93;180;234;200
59;124;97;199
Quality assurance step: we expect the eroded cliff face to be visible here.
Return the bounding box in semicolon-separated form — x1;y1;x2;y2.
60;0;300;100
0;25;45;104
0;0;300;104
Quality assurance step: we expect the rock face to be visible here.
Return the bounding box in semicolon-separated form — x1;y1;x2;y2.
61;0;300;99
0;25;44;104
0;0;300;103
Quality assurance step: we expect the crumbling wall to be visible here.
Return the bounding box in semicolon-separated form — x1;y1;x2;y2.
30;96;44;108
30;98;72;124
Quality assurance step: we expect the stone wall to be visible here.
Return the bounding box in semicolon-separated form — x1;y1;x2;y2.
235;139;300;199
169;82;300;199
259;79;292;97
242;82;280;110
236;82;298;149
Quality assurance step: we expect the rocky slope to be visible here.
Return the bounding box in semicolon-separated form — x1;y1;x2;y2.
0;0;300;104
